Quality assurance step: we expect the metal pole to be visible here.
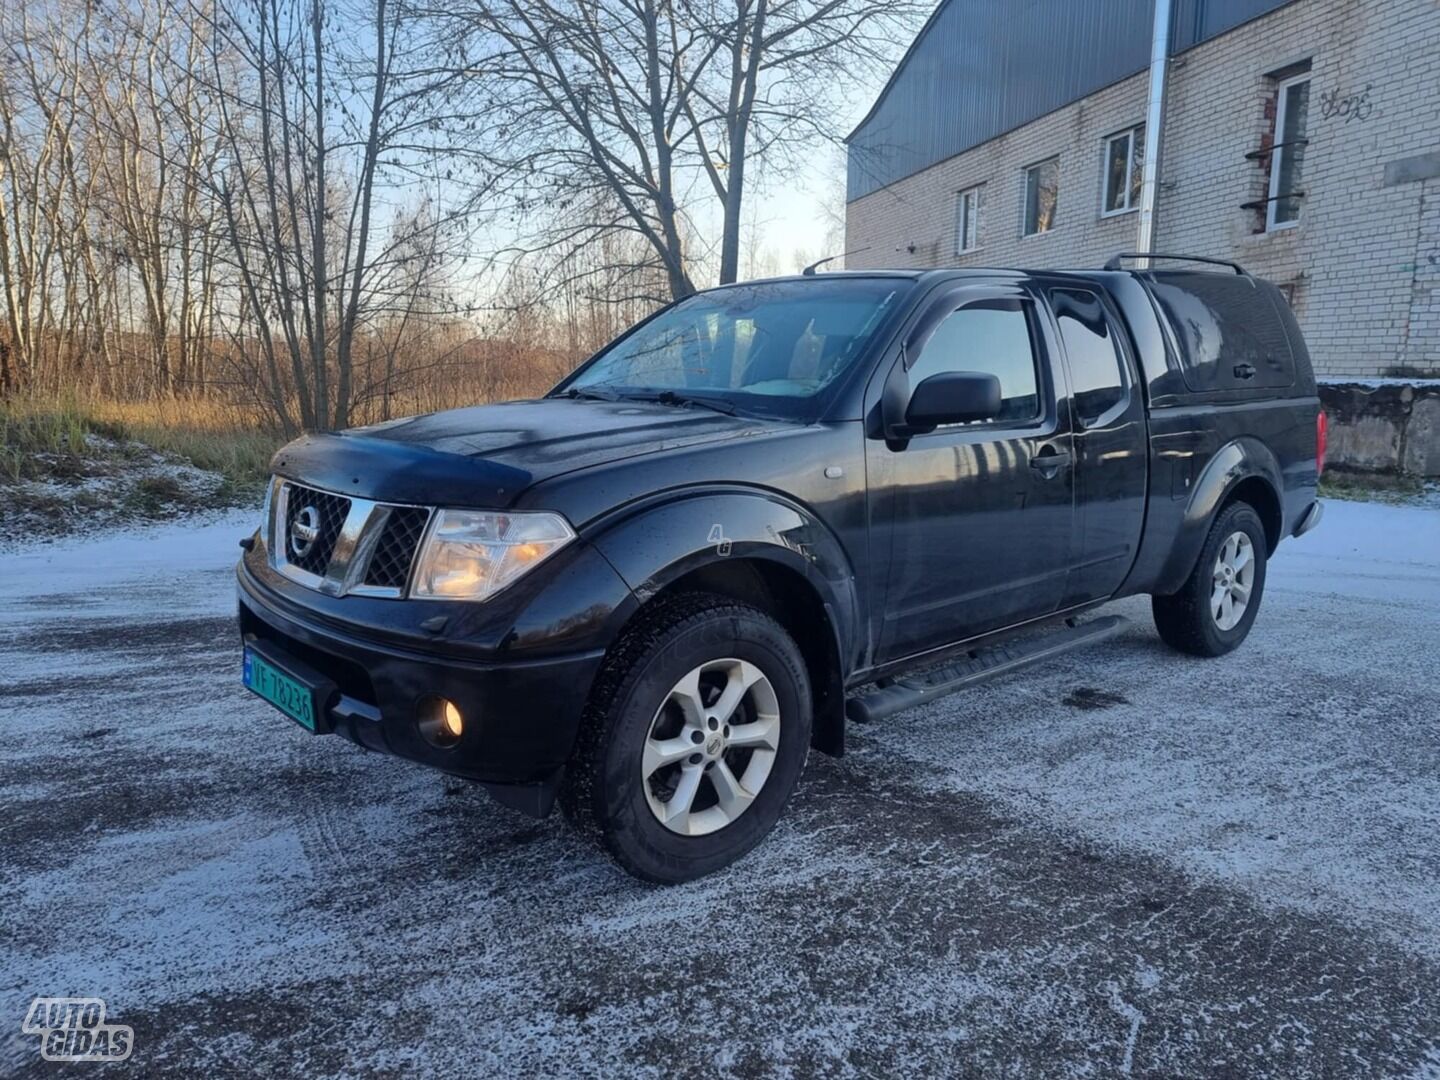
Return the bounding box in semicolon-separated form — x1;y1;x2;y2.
1136;0;1172;262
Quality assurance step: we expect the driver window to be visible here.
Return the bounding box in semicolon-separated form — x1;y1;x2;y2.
909;300;1041;423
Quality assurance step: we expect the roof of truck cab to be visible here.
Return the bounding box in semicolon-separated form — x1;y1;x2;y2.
736;267;1142;283
713;268;1029;288
713;266;1254;295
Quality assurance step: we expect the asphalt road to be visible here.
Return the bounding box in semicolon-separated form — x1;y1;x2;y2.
2;500;1438;1078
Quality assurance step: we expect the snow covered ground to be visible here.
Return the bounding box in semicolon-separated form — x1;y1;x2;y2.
0;433;238;547
2;500;1438;1077
1317;376;1440;388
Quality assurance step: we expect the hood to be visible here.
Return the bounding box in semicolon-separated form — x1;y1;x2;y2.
270;397;781;508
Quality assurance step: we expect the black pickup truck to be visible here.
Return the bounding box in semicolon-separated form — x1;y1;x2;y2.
238;254;1325;882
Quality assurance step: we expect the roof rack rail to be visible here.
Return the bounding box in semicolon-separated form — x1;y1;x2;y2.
1103;252;1247;275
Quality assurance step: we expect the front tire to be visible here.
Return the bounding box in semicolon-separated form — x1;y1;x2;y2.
562;592;812;883
1152;501;1268;657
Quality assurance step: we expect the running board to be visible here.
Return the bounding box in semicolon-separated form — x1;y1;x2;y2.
846;615;1130;724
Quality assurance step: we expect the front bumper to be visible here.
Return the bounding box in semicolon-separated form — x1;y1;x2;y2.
237;563;607;815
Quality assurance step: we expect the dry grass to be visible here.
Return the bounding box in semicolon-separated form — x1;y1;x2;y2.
0;394;278;491
1319;469;1427;505
86;398;279;488
0;394;285;541
0;354;586;541
0;369;576;534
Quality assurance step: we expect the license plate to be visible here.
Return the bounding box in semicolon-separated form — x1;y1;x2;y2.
243;646;320;732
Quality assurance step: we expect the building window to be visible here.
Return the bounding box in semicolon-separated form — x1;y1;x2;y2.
1023;158;1059;236
955;185;983;254
1268;72;1310;230
1102;125;1145;216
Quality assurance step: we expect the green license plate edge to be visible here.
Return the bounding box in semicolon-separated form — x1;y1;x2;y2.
243;647;318;731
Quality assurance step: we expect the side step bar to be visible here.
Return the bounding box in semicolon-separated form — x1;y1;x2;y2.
846;615;1131;724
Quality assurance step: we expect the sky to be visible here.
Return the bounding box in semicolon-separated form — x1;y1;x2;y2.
748;149;850;272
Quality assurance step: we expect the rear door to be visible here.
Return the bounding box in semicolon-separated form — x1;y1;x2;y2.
867;283;1076;663
1044;283;1148;606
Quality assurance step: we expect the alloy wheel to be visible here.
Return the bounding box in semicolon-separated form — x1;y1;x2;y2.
1211;531;1256;631
641;658;781;836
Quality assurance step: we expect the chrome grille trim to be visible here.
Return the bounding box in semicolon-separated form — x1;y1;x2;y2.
267;478;431;599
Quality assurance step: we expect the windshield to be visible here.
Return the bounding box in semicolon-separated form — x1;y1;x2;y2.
559;278;906;416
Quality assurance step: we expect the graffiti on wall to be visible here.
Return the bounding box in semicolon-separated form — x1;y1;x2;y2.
1320;84;1374;123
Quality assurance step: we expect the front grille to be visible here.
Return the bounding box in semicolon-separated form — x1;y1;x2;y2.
363;506;430;589
271;479;433;597
282;484;351;577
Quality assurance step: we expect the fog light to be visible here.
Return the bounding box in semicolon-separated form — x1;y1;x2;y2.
417;695;464;748
443;700;463;737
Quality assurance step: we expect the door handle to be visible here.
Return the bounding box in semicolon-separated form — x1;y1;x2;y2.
1029;446;1071;477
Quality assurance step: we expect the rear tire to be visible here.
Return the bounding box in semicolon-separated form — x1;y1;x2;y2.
1152;501;1268;657
561;591;812;884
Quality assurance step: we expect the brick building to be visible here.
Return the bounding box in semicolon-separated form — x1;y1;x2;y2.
844;0;1440;387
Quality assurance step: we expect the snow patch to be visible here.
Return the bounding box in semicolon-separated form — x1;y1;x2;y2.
0;433;244;548
1317;376;1440;388
0;509;256;626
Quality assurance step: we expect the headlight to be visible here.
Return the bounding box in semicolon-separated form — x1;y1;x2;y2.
410;509;575;601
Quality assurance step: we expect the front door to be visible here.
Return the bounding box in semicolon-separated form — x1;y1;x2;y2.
868;286;1076;663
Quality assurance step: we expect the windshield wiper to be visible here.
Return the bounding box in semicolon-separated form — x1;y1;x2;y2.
648;390;738;416
558;386;623;402
563;385;741;416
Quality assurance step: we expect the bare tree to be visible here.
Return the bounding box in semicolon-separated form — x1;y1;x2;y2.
197;0;475;430
436;0;704;300
0;1;88;393
0;0;901;429
429;0;919;302
681;0;917;284
1;0;499;427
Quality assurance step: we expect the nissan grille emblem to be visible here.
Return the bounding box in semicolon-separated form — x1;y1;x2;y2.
290;506;322;558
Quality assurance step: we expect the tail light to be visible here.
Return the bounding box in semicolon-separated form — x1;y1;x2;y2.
1316;410;1328;478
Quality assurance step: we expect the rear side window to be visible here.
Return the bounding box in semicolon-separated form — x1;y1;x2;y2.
1148;273;1296;391
1051;288;1127;425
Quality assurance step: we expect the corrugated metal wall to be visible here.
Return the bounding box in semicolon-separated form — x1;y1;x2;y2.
1170;0;1296;48
847;0;1294;201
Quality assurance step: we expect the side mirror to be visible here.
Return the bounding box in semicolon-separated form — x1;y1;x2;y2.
903;371;1002;432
